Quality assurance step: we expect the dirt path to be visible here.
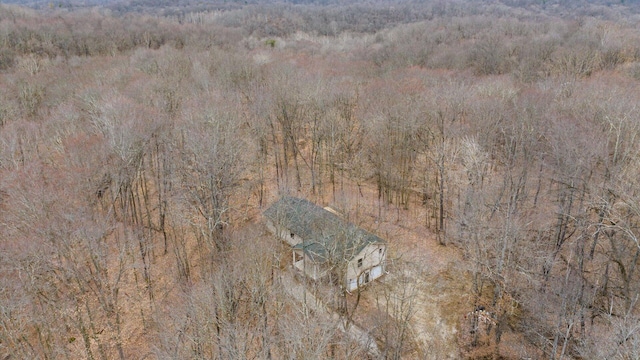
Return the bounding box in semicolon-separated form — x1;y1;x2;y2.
278;269;382;358
374;218;469;359
409;269;467;359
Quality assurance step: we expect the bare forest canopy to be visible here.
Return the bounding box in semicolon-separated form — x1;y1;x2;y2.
2;0;640;359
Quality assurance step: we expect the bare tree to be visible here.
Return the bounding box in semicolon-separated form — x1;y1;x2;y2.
421;79;467;244
175;101;249;269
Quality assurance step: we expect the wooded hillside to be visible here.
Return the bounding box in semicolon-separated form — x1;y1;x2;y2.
1;1;640;359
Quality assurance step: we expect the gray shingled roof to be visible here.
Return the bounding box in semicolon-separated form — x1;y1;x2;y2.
264;196;385;263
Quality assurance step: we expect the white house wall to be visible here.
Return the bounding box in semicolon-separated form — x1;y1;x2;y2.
345;243;386;291
265;219;303;246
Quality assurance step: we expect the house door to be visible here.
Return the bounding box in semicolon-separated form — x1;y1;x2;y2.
358;270;371;286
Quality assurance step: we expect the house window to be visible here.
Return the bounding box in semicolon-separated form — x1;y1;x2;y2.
357;258;363;267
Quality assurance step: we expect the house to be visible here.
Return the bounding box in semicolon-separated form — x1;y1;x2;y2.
264;196;386;292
